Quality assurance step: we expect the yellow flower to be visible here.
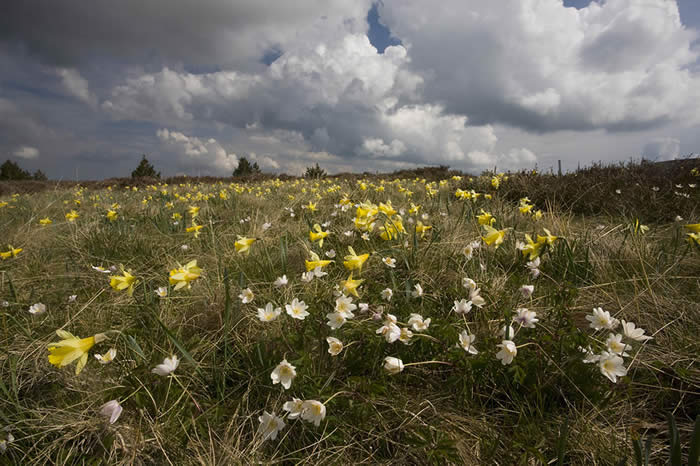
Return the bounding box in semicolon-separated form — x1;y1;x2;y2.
415;221;432;239
684;223;700;234
186;224;204;238
482;225;507;248
491;176;501;189
65;210;80;222
235;236;256;255
520;234;544;260
340;273;363;297
408;203;421;214
47;330;106;375
305;252;333;271
519;203;534;215
378;201;397;217
632;219;649;235
309;224;330;248
304;201;317;212
169;260;202;290
537;228;558;245
379;216;405;241
532;210;543;220
0;245;22;260
39;217;52;226
476;209;496;226
188;206;200;218
688;232;700;246
109;267;138;296
106;210;118;222
343;246;369;273
172;212;182;220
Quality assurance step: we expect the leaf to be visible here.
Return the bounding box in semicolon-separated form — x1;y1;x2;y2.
126;335;147;361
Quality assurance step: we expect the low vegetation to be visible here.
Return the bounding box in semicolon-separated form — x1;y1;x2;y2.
0;162;698;464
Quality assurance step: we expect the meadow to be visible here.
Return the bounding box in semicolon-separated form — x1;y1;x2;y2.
0;163;698;465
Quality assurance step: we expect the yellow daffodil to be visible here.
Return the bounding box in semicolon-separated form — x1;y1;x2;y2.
109;267;138;296
379;216;406;240
684;223;700;234
415;221;432;239
305;252;333;271
0;245;22;260
632;219;649;235
186;224;204;238
688;232;700;246
47;330;106;375
106;210;118;222
39;217;52;226
235;236;256;255
309;224;330;248
343;246;369;273
378;201;397;217
188;206;200;218
520;234;544;260
533;210;543;220
304;201;317;212
340;273;363;297
408;203;421;214
476;209;496;226
65;210;79;222
169;260;202;290
482;225;507;248
537;228;558;245
491;176;501;189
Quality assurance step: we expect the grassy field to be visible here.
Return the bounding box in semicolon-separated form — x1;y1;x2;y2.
0;166;698;464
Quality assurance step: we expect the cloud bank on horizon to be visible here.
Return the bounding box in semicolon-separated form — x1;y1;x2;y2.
1;0;699;178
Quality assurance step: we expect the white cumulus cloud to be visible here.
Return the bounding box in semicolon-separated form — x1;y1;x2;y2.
13;145;39;159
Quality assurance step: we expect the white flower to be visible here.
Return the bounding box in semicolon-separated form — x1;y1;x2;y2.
599;351;627;383
286;298;309;320
155;287;168;298
239;288;254;304
411;283;424;298
257;411;285;441
325;249;336;259
580;346;600;364
615;189;621;194
462;277;477;292
621;320;653;342
28;303;46;315
326;337;343;356
470;291;486;308
458;331;478;355
274;275;288;287
270;359;296;389
311;266;327;278
398;327;413;344
514;308;538;328
68;294;77;303
92;265;111;273
421;213;429;221
359;302;369;313
94;348;117;364
651;186;659;192
585;307;619;331
326;311;346;329
381;288;393;302
257;303;282;322
181;244;189;251
452;299;472;315
407;313;431;332
301;400;326;426
496;340;517;365
301;271;314;283
262;222;272;232
335;296;356;319
383;356;404;375
173;221;179;226
282;398;304;419
152;354;179;376
520;285;534;299
382;257;396;268
526;257;541;279
606;334;631;356
361;232;370;241
674;215;684;222
100;400;123;424
343;230;354;237
376;314;401;343
1;301;8;307
499;325;516;339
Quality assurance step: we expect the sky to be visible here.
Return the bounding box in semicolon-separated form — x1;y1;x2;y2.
1;0;699;179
